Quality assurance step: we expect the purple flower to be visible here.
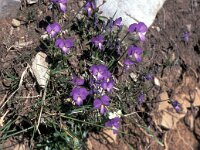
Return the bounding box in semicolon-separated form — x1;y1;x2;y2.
138;93;145;104
124;59;134;70
172;100;180;112
128;23;138;32
183;31;189;42
55;38;63;47
93;95;110;114
105;117;120;134
85;1;95;16
89;64;108;80
71;76;84;86
127;46;143;62
91;35;104;50
101;78;114;93
70;87;89;106
128;22;147;41
56;38;74;54
89;65;114;93
52;0;67;12
113;17;123;28
145;73;153;81
46;22;61;37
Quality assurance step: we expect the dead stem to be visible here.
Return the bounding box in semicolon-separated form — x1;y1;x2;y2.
36;87;47;134
0;109;10;127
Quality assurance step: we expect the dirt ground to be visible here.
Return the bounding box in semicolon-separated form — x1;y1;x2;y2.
0;0;200;149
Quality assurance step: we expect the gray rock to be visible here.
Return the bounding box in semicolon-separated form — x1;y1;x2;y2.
0;0;21;19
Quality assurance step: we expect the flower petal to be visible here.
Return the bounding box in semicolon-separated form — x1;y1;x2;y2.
93;99;102;109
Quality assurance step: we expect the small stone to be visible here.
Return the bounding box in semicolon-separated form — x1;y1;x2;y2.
130;72;138;81
41;34;48;40
186;24;191;32
77;13;84;20
27;0;38;4
156;26;161;32
78;1;84;7
154;77;160;86
170;52;176;62
11;19;21;27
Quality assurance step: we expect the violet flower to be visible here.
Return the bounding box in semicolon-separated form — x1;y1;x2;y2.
85;1;95;16
52;0;67;12
183;31;189;42
113;17;123;28
93;95;110;114
89;64;107;81
56;38;74;54
137;93;145;104
172;100;180;112
46;22;61;37
55;38;63;47
105;117;120;134
128;22;147;41
91;35;104;51
71;76;84;86
70;87;89;106
101;78;114;93
124;59;134;70
145;73;153;81
127;46;143;62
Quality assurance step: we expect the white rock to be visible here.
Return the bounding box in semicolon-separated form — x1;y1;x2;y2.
12;19;21;27
130;72;138;82
27;0;38;4
95;0;166;28
154;77;160;87
32;52;50;88
41;34;48;40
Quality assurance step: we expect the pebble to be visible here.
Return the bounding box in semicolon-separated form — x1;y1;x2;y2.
41;34;48;40
156;26;161;32
78;1;84;7
130;72;138;82
11;19;21;27
27;0;38;4
154;77;160;87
